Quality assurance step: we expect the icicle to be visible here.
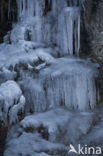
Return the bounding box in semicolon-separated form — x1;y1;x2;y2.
16;0;36;19
73;0;78;6
8;0;11;19
21;78;47;114
58;7;81;56
22;0;26;15
15;0;83;56
37;57;98;111
77;13;80;56
97;89;100;103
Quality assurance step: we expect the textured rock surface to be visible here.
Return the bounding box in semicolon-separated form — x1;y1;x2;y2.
0;0;17;42
0;122;7;156
81;0;103;59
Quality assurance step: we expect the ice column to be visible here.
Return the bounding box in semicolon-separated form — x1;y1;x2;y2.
8;0;11;19
16;0;35;20
15;0;83;56
58;7;80;56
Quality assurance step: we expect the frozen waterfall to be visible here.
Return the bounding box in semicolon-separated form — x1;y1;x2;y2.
0;1;102;156
15;0;84;56
20;57;98;113
0;0;98;114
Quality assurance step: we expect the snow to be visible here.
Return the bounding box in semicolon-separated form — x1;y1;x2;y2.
5;107;103;156
0;67;17;85
4;108;96;156
4;132;67;156
0;43;55;68
0;80;25;124
20;108;95;143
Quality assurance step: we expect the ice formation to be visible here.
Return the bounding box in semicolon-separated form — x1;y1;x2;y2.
4;108;99;156
58;7;80;56
20;57;98;113
11;0;85;56
0;0;98;119
21;78;47;113
40;57;98;111
0;80;25;124
0;0;101;155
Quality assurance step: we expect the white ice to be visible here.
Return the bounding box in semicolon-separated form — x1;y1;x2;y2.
0;80;25;124
12;0;84;56
4;108;97;156
39;57;98;111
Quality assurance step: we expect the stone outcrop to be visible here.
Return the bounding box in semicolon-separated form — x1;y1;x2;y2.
81;0;103;60
0;0;17;42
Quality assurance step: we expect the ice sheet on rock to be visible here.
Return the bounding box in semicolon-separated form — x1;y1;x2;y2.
10;24;26;43
0;42;55;86
34;48;56;64
39;57;98;111
68;0;85;7
20;40;46;52
21;78;47;113
0;67;17;85
0;80;25;124
81;122;103;146
18;57;98;113
4;108;95;156
20;108;95;144
4;132;67;156
0;43;55;68
5;107;103;155
5;108;103;156
79;106;103;145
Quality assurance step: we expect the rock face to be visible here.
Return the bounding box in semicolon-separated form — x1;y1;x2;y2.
0;122;7;156
0;0;17;43
81;0;103;59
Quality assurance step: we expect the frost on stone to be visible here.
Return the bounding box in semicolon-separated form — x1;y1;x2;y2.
4;131;67;156
0;67;17;85
10;24;27;43
20;108;95;144
4;108;96;156
0;43;55;69
0;80;25;124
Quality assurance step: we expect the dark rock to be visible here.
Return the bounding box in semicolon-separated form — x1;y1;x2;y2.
0;122;8;156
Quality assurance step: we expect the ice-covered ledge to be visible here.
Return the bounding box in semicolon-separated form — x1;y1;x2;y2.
39;57;99;111
20;56;99;113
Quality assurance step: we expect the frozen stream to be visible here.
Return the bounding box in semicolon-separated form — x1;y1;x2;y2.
0;0;102;156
